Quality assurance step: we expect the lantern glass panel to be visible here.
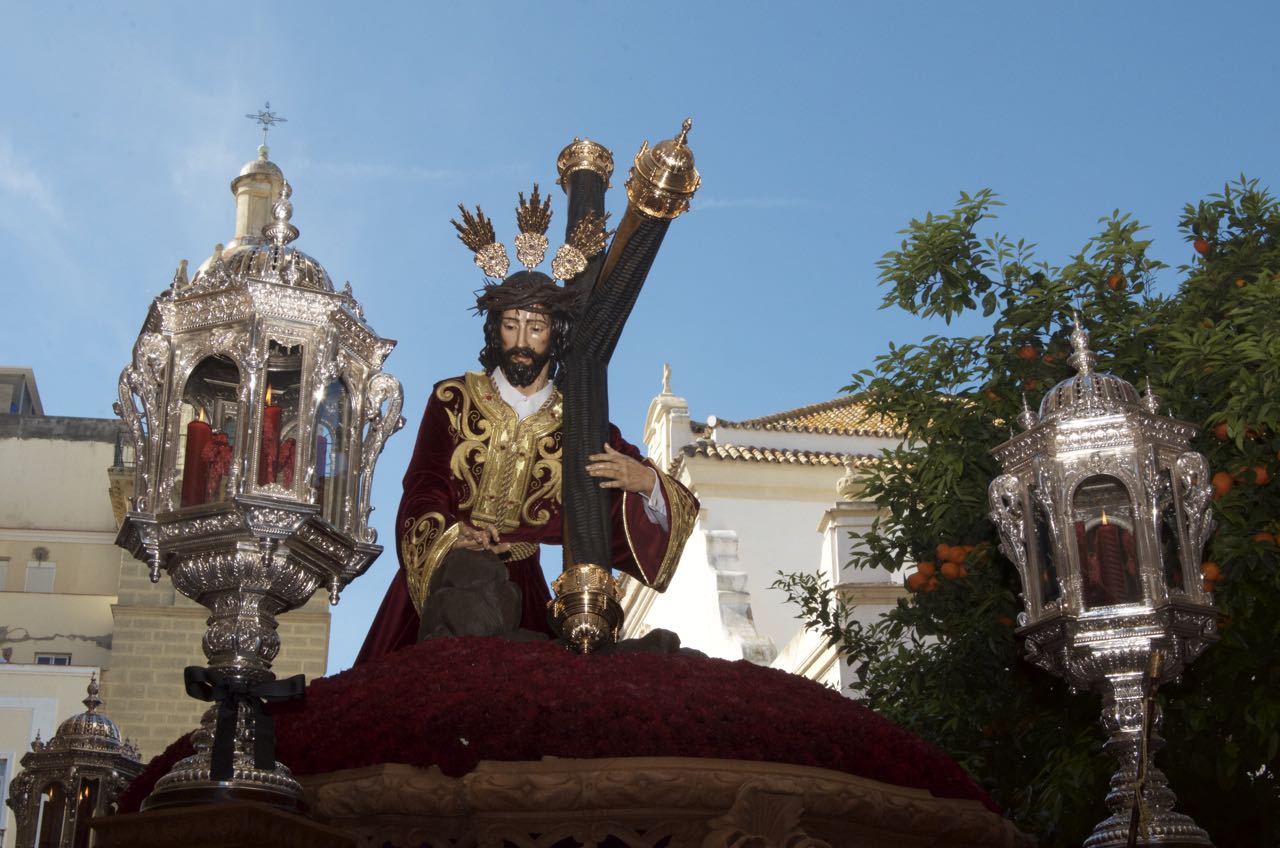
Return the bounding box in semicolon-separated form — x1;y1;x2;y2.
314;379;350;525
1158;471;1183;590
259;342;303;489
1073;474;1142;608
73;777;98;848
38;782;67;848
179;355;239;508
1032;495;1061;607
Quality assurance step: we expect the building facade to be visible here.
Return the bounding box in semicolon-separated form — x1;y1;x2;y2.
622;370;907;689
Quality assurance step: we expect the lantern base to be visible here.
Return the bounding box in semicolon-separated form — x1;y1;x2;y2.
1084;811;1211;848
142;751;306;814
549;564;623;653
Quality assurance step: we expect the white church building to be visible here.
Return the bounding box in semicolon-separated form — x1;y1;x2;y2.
621;370;909;691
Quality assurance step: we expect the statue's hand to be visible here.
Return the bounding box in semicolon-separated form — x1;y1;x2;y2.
587;443;658;495
452;522;511;554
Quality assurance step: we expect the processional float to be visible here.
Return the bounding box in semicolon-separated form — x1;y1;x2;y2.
110;114;697;812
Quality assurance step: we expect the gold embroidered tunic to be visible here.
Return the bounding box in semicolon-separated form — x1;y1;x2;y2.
395;372;697;619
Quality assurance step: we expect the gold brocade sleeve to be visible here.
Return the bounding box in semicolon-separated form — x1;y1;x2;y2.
622;466;698;593
403;512;462;611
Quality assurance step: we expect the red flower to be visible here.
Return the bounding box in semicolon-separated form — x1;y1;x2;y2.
119;637;997;814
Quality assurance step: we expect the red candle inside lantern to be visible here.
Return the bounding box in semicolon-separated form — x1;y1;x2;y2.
258;384;282;485
180;409;212;507
1094;511;1128;602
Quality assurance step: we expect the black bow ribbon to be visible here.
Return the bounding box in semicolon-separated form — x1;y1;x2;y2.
183;666;305;781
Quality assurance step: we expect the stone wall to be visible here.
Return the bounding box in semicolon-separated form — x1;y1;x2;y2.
101;556;331;760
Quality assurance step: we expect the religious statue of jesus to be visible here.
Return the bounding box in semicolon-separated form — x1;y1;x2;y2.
358;124;701;659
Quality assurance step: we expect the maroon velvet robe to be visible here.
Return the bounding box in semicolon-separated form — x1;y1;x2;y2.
356;372;696;665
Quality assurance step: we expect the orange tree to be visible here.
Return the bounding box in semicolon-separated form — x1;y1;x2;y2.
775;178;1280;847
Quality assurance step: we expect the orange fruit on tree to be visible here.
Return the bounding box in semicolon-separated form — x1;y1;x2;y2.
1212;422;1230;441
940;562;964;580
1251;532;1275;545
1017;344;1039;361
917;561;937;577
1200;562;1221;582
1233;465;1271;486
984;388;1000;403
1211;471;1234;498
906;571;929;592
935;543;953;563
923;576;940;593
1202;579;1215;593
1193;237;1211;256
1107;272;1125;291
1235;278;1247;288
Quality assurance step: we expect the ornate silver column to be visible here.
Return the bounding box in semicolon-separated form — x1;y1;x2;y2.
988;317;1216;847
114;145;403;810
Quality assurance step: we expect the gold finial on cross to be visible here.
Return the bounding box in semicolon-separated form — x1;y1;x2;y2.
245;101;287;147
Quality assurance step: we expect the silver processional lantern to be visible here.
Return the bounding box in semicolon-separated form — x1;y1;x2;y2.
114;144;404;810
988;318;1217;847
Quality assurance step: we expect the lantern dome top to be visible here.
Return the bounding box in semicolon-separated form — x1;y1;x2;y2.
44;675;138;759
188;172;336;294
1037;316;1142;421
208;240;336;293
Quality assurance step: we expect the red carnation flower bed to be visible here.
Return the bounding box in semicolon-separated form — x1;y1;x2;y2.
119;637;997;814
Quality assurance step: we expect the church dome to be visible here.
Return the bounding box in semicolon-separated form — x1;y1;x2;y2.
239;144;284;180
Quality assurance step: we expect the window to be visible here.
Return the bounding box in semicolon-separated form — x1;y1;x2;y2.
34;654;71;666
0;757;8;831
25;561;55;593
0;558;8;590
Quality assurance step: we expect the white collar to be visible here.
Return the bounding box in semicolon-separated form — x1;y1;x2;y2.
491;368;553;421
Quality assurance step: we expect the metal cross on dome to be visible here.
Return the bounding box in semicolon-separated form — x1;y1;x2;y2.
246;101;287;146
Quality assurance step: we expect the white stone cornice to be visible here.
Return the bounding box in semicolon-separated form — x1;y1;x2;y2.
0;528;119;545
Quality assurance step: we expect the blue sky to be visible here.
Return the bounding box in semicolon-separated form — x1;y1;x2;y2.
2;2;1277;672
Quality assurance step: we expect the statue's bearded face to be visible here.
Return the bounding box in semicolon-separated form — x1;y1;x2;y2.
499;308;552;388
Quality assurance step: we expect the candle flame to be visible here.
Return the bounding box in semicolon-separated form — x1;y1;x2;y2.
197;407;206;424
1101;510;1109;526
266;384;273;406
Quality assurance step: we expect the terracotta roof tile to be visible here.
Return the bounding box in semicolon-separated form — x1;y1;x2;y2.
713;395;903;437
671;440;879;475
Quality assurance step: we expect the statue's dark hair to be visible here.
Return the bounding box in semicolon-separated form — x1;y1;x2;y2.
479;307;572;383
